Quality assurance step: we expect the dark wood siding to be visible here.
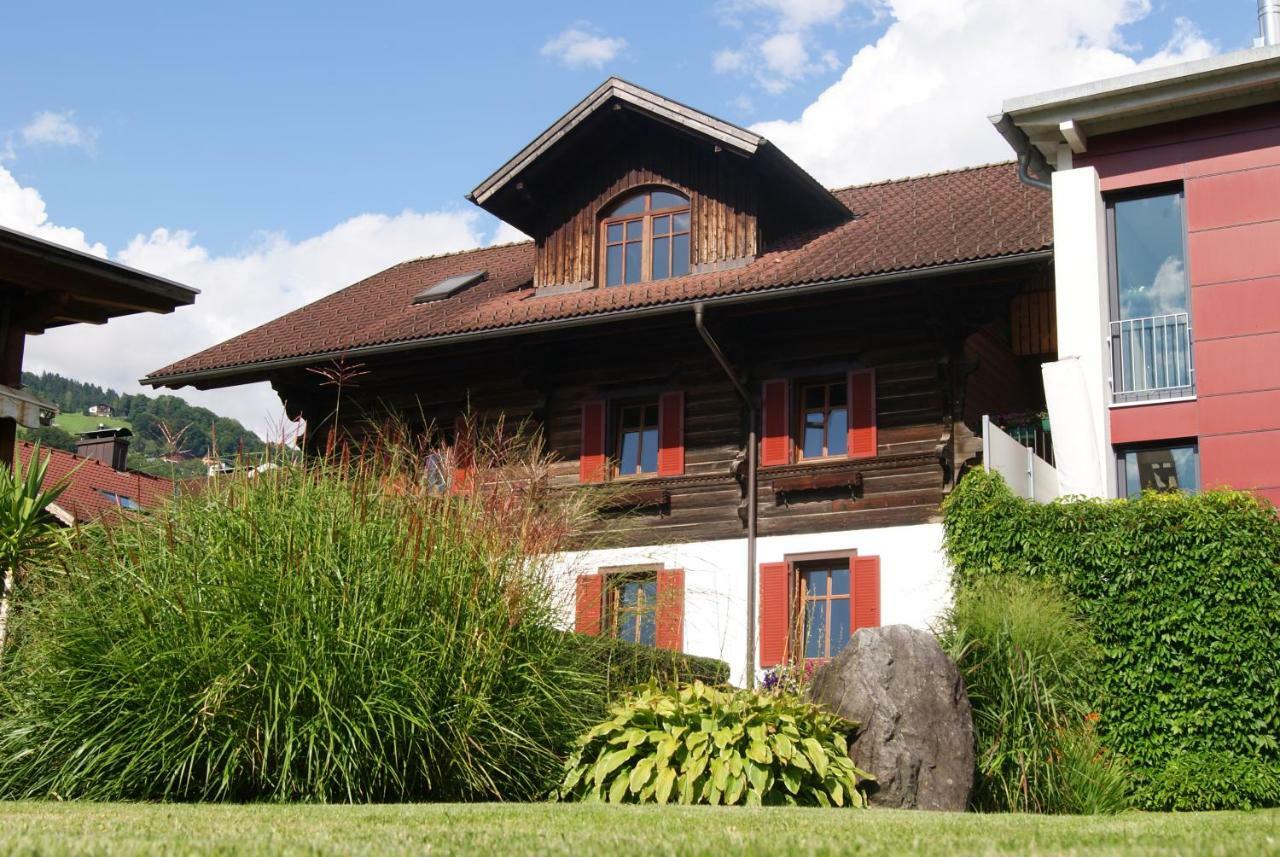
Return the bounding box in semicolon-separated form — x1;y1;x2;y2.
532;129;759;289
278;267;1047;549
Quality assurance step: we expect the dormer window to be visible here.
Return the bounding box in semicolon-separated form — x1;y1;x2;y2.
601;189;690;287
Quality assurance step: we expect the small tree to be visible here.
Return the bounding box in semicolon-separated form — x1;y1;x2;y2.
0;444;70;665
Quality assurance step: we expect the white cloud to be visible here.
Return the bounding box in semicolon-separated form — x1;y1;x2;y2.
0;164;107;255
540;24;627;70
488;220;530;245
20;110;98;154
752;0;1215;187
713;48;749;73
713;0;862;91
1;163;486;441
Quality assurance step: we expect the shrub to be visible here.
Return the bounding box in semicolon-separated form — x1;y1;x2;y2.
939;578;1128;813
1142;751;1280;812
943;469;1280;809
570;635;729;698
559;681;872;806
0;436;605;802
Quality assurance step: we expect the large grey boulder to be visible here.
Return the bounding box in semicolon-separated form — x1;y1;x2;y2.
808;624;974;811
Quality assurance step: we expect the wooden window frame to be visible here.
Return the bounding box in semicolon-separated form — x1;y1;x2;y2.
794;377;848;462
600;564;661;646
611;397;661;480
791;555;855;664
774;550;856;665
599;189;691;288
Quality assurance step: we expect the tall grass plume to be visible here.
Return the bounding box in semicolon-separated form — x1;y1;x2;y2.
0;424;604;802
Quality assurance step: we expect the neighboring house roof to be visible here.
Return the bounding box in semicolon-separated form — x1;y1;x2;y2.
17;441;175;526
0;224;198;333
145;162;1053;389
993;44;1280;165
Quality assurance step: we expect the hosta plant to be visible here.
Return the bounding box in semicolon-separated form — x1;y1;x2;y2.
559;681;873;807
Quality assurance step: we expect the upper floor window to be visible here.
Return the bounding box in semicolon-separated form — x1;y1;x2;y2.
601;189;690;287
615;399;660;477
1106;187;1194;401
797;379;849;461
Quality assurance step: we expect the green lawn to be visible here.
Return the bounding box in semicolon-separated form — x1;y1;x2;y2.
52;413;132;435
0;803;1275;856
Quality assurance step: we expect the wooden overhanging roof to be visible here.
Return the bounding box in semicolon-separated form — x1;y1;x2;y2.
0;224;198;333
467;77;852;235
145;163;1054;391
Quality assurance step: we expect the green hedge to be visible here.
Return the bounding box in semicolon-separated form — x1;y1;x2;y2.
568;634;730;699
942;469;1280;810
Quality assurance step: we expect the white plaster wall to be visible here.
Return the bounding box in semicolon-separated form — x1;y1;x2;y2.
1050;166;1115;497
551;522;951;686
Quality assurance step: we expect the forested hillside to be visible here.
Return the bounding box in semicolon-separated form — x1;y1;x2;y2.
19;371;265;465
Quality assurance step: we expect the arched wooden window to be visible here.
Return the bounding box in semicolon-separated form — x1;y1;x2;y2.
600;188;690;287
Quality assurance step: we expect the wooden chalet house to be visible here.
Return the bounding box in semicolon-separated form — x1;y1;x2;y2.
147;79;1054;684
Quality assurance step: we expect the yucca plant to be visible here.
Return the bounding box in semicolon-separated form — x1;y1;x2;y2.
559;681;873;807
0;443;71;665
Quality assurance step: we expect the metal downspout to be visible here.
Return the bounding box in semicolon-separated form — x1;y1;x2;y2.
1016;152;1052;191
693;302;758;688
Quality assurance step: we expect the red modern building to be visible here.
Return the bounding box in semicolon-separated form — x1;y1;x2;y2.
995;36;1280;505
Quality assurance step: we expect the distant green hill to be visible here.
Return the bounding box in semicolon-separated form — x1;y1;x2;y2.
54;412;133;435
20;371;264;465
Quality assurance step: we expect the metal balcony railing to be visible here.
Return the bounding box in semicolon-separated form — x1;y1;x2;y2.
1109;312;1194;403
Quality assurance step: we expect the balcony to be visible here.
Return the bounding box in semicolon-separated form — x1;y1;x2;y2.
1109;312;1194;404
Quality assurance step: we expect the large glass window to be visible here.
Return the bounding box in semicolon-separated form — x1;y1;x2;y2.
797;380;848;460
1118;443;1199;497
798;561;851;660
1108;188;1193;399
615;400;660;477
601;189;690;287
607;571;658;646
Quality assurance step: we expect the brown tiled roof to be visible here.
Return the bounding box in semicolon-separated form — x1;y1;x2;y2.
146;163;1052;385
18;442;175;525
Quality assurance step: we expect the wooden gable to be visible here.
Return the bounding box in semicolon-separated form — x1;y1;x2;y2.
469;78;851;291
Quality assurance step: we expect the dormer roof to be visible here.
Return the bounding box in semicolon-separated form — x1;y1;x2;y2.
467;77;851;236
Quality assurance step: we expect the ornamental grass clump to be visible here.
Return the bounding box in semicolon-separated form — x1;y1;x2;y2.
0;429;604;802
559;681;873;807
939;578;1130;814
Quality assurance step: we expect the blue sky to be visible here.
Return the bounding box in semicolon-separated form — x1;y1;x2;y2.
0;1;1260;436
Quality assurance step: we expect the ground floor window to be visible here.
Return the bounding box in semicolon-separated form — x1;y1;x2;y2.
606;569;658;646
797;560;852;661
1117;442;1199;497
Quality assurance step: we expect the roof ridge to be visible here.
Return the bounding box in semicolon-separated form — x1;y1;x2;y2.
827;161;1017;193
394;238;534;267
19;440;172;484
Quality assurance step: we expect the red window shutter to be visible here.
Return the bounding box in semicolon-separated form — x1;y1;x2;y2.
759;562;791;668
579;400;607;483
847;368;877;460
760;379;791;467
851;555;881;630
657;391;685;477
575;574;604;636
656;568;685;651
452;414;474;492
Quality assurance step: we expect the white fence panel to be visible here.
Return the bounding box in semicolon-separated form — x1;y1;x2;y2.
983;415;1061;502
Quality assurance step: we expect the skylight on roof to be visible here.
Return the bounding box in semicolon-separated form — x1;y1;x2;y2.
412;270;487;305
